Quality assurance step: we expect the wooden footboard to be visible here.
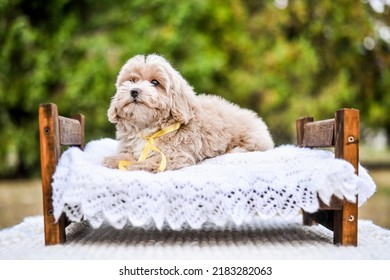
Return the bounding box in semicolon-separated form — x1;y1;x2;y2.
296;108;359;246
39;103;84;245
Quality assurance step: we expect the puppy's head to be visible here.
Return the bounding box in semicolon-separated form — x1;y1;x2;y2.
108;54;196;129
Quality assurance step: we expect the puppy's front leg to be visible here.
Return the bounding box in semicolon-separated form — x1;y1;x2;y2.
103;153;137;169
127;151;196;172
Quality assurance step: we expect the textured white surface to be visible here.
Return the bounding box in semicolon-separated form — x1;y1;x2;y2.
51;139;376;230
1;216;390;259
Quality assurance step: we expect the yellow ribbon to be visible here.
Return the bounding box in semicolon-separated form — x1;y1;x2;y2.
118;122;181;172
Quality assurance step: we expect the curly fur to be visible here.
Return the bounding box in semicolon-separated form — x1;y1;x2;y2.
104;54;274;172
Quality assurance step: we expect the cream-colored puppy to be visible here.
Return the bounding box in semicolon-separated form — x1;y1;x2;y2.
104;54;274;172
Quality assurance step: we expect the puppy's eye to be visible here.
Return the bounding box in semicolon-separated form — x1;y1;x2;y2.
151;79;159;86
129;79;135;83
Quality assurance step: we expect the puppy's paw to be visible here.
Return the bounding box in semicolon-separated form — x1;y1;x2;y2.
103;156;121;169
103;153;137;169
125;159;160;173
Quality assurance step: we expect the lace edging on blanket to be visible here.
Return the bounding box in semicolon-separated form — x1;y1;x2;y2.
52;138;376;230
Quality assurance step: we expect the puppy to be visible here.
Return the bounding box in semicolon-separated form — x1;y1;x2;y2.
104;54;274;172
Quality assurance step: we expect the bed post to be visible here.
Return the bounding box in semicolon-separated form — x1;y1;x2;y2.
296;116;315;226
39;103;66;245
333;108;359;246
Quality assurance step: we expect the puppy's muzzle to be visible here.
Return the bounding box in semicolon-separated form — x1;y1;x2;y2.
130;88;141;99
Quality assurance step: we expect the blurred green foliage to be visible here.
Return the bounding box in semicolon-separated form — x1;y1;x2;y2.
1;0;390;178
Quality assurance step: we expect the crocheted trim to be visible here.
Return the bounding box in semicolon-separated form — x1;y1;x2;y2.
52;139;376;230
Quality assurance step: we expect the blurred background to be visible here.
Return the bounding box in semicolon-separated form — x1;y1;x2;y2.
0;0;389;229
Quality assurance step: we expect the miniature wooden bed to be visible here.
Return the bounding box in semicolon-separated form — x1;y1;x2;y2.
39;103;360;246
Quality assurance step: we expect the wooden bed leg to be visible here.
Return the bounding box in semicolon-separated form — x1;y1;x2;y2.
296;116;314;226
333;108;359;246
39;103;66;245
302;211;317;226
333;199;358;246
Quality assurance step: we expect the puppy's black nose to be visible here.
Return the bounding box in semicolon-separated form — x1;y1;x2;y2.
130;88;141;98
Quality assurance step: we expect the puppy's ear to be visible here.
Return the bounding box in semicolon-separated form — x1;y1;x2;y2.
170;76;197;124
107;98;119;124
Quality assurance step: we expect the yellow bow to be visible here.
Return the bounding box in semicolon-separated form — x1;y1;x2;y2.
118;122;181;172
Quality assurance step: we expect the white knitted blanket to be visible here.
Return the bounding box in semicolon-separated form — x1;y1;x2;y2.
52;139;376;230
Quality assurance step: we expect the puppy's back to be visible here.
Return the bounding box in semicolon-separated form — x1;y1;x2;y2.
195;94;274;151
